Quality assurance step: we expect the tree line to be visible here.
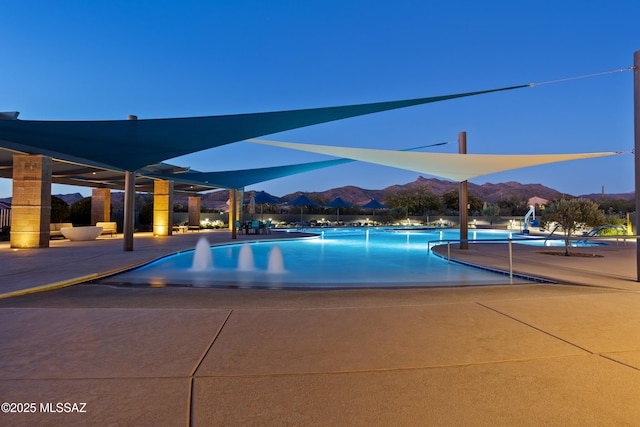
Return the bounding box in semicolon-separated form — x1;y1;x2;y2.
48;189;636;230
383;186;634;217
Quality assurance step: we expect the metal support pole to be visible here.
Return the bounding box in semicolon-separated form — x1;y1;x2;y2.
459;131;468;249
123;114;138;251
123;170;135;251
634;50;640;281
508;238;513;280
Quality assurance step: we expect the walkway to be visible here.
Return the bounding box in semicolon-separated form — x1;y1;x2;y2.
1;231;640;425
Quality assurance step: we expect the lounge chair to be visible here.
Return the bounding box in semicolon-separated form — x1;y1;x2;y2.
96;221;117;237
50;223;73;239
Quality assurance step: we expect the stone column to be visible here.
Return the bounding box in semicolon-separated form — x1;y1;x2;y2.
236;188;244;224
153;180;173;236
228;190;236;237
188;196;201;229
10;154;52;248
91;188;111;224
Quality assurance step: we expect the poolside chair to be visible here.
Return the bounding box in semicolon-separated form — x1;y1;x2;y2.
235;220;244;234
261;219;272;234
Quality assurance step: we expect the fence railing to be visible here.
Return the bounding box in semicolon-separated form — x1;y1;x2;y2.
427;234;637;280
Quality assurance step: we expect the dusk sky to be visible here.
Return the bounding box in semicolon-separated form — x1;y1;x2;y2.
1;1;638;199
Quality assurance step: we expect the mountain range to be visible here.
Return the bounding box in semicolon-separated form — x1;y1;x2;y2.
0;177;634;210
184;177;635;210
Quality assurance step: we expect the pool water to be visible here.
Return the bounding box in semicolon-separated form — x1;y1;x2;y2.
97;227;566;289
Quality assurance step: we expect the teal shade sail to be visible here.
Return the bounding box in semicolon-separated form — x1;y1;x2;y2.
148;158;350;189
0;85;527;172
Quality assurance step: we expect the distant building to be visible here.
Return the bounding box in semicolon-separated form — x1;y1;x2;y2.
528;196;548;208
0;200;10;228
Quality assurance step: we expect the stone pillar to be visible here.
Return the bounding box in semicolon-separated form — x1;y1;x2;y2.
188;196;201;229
153;180;173;236
10;154;52;248
236;188;244;224
229;189;236;237
91;188;111;224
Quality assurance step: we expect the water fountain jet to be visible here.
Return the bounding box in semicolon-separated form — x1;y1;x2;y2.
237;244;255;271
267;245;285;274
191;237;213;271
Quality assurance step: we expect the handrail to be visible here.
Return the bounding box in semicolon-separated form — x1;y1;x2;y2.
577;225;627;244
427;234;636;251
426;236;542;251
427;234;639;281
544;224;560;243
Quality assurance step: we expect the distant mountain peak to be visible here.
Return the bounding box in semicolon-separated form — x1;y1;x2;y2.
0;177;633;212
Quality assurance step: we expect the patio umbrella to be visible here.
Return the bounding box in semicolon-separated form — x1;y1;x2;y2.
253;191;282;220
251;191;282;220
253;191;282;205
245;191;282;220
361;199;388;222
361;199;388;209
324;197;353;223
287;194;320;223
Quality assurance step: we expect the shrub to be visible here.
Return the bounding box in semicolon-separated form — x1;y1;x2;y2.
541;198;605;255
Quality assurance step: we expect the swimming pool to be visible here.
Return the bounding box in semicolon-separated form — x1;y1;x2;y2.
96;227;567;289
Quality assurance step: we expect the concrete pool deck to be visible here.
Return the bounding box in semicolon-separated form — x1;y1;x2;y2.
1;229;640;425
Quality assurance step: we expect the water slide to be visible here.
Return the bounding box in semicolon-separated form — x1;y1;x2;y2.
522;206;537;234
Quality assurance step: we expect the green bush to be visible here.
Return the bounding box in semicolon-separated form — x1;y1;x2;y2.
596;226;627;236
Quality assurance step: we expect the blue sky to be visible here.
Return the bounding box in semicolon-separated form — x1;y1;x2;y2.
1;1;638;198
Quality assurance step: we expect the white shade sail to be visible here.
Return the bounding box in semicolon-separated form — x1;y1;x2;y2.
248;139;620;182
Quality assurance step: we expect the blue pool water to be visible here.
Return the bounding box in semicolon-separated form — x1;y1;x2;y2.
98;227;571;289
